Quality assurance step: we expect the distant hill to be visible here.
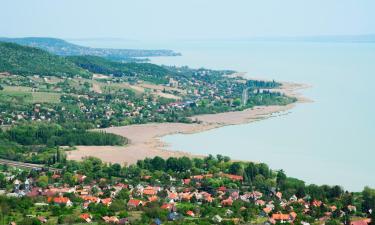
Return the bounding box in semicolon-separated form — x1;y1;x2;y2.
0;37;181;61
0;42;91;78
67;55;172;84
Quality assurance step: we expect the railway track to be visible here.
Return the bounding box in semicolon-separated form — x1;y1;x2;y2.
0;159;61;172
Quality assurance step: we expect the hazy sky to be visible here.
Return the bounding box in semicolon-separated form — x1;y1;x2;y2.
1;0;374;40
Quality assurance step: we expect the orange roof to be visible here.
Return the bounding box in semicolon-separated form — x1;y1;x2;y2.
128;199;142;207
81;196;99;202
143;189;157;195
161;203;173;209
148;195;158;202
351;219;371;225
223;174;243;181
186;210;195;217
312;199;322;207
168;192;178;199
101;198;112;206
181;193;193;200
80;213;91;220
290;212;297;219
217;186;227;192
221;197;233;206
192;175;203;180
52;196;70;204
263;207;273;214
272;213;290;221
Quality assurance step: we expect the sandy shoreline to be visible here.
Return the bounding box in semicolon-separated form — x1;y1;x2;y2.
67;82;311;165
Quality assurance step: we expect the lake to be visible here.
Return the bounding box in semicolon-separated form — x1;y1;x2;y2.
73;39;375;191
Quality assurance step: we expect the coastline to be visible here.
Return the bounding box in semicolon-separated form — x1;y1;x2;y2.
67;82;311;165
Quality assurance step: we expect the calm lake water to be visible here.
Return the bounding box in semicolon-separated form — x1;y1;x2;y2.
73;40;375;191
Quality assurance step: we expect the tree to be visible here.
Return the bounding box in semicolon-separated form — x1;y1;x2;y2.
229;162;243;175
370;210;375;225
363;187;375;213
151;156;166;171
37;175;49;188
276;170;287;189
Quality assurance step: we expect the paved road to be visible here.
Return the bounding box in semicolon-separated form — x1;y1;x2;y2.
0;159;61;172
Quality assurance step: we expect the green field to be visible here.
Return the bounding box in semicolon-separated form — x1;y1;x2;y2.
0;86;61;103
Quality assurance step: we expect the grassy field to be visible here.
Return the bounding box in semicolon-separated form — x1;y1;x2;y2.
0;86;61;103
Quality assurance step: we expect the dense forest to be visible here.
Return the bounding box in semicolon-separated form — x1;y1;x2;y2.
0;123;127;164
67;55;171;84
0;42;90;78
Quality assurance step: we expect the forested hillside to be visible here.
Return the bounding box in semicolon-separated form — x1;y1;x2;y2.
67;55;172;83
0;37;180;60
0;42;91;78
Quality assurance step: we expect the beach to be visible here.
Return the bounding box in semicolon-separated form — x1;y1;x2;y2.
67;82;309;165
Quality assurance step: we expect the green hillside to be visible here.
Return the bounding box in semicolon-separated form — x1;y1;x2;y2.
0;42;91;78
67;55;172;83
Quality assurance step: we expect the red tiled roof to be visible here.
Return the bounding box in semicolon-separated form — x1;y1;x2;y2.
148;195;158;202
263;207;272;214
272;213;290;221
143;189;157;195
222;174;243;181
351;219;371;225
127;199;142;207
186;210;195;217
51;196;70;204
217;186;227;192
101;198;112;206
161;203;173;209
221;197;233;206
80;213;91;220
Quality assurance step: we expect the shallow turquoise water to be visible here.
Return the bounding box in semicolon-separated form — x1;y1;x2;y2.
74;40;375;191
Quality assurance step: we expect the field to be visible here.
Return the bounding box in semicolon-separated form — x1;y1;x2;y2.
0;86;61;103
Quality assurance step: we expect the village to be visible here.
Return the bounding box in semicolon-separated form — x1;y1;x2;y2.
0;156;373;225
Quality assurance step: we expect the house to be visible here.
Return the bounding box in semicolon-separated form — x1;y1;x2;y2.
118;218;130;225
351;219;371;225
330;205;337;211
80;214;92;223
161;203;175;211
168;212;182;221
289;195;298;202
255;199;266;206
348;205;357;212
182;179;191;185
167;192;178;202
217;186;227;192
127;199;143;208
186;210;195;217
312;199;323;207
49;196;73;207
221;197;233;206
37;216;47;223
222;174;243;182
148;195;158;202
101;198;112;206
271;212;296;223
102;216;119;223
263;207;273;214
81;195;100;204
143;188;157;196
212;215;223;223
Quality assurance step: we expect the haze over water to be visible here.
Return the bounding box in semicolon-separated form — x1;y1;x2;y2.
75;39;375;191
